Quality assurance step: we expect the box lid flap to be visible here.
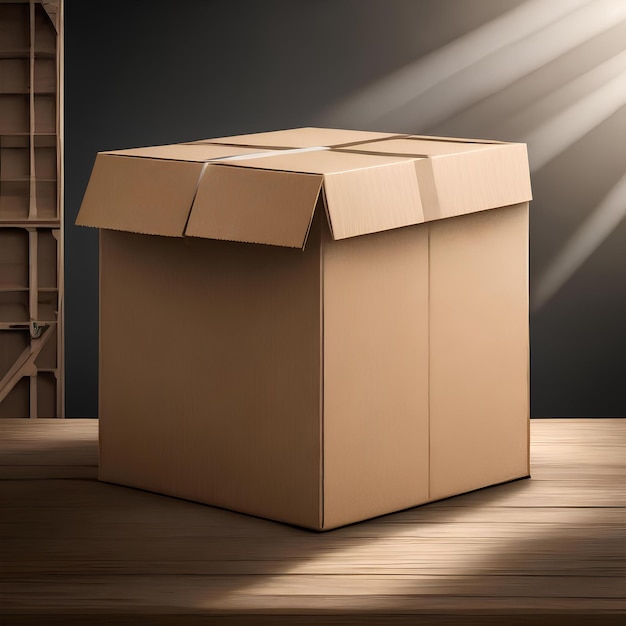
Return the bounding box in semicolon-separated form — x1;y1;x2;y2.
206;149;426;240
322;160;425;240
197;127;401;148
340;138;532;222
76;131;532;244
75;154;205;237
185;164;323;249
340;137;500;156
207;147;415;174
103;143;268;162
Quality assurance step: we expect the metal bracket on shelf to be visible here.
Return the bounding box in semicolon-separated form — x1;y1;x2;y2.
30;321;46;339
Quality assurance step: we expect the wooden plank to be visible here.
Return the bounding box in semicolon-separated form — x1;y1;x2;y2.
0;464;95;479
1;576;626;612
2;537;625;577
28;0;36;219
0;326;58;406
0;0;63;419
0;417;97;471
0;419;624;619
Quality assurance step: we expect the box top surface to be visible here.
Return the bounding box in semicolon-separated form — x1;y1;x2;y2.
188;127;400;148
103;143;269;162
76;127;532;248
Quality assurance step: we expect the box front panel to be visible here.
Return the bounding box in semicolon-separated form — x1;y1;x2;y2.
99;219;322;528
429;203;530;501
322;222;430;529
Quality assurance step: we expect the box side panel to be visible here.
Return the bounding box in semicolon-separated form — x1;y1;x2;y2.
99;219;322;529
429;203;530;501
322;222;429;529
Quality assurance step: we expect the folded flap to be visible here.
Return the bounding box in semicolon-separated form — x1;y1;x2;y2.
424;143;532;221
77;134;532;244
343;138;532;222
76;154;204;237
323;160;424;240
185;165;323;249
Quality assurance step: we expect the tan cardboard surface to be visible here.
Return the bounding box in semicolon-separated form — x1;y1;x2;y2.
76;154;204;237
103;144;266;162
323;160;424;240
99;217;324;529
77;133;531;244
206;150;428;241
342;137;494;156
81;126;531;530
199;127;399;148
322;221;430;529
211;148;418;174
429;203;530;501
186;165;323;248
426;143;532;221
410;134;503;144
338;139;532;222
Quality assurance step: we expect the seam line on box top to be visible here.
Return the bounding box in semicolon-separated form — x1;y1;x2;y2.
320;215;325;530
300;182;324;251
182;162;210;234
334;148;430;159
426;224;432;501
329;133;413;148
213;146;330;162
185;142;295;149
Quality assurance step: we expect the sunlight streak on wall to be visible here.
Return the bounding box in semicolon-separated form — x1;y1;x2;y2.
500;49;626;141
317;0;592;128
371;0;626;131
316;0;626;131
532;173;626;312
524;71;626;171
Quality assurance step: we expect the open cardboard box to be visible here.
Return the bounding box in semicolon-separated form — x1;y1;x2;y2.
77;127;532;530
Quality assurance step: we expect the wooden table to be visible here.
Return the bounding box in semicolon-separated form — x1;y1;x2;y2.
1;418;625;625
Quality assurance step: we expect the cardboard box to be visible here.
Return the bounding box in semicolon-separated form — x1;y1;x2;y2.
77;127;532;530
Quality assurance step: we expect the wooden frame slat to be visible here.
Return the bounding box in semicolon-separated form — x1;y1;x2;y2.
0;0;62;417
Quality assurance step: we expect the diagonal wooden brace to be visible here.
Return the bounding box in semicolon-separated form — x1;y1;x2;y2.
0;325;54;405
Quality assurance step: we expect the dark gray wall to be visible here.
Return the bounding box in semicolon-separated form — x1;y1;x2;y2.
65;0;626;418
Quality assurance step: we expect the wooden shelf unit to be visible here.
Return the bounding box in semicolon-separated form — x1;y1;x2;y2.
0;1;63;418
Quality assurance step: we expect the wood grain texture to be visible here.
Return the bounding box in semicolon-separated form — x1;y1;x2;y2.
0;0;63;418
0;418;625;625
